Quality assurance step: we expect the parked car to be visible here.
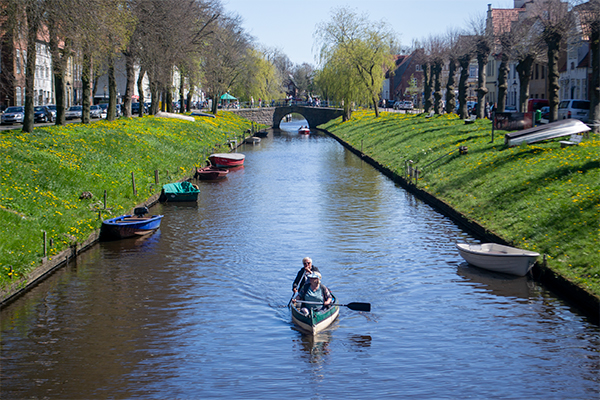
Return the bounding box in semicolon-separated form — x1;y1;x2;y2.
99;103;108;118
90;105;102;119
34;105;54;123
46;104;57;120
540;106;550;120
557;100;590;123
65;105;82;120
1;106;25;124
504;105;518;112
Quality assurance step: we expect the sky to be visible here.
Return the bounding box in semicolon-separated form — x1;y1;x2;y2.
222;0;515;66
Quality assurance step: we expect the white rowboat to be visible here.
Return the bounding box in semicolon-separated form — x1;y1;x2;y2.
456;243;540;276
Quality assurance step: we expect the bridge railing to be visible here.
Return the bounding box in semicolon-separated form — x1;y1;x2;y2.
224;99;342;109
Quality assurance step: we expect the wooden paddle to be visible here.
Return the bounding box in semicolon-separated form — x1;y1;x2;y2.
295;300;371;312
287;270;305;307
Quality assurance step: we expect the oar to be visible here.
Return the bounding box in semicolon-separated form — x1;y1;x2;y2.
287;270;305;307
295;300;371;312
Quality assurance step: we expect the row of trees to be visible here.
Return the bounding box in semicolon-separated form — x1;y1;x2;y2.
313;0;598;128
2;0;318;132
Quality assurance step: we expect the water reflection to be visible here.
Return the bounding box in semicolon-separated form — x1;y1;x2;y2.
456;262;536;301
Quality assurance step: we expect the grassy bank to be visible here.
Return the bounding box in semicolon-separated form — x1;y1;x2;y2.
0;113;253;286
321;110;599;298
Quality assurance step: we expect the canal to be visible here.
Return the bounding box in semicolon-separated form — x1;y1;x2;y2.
1;119;598;399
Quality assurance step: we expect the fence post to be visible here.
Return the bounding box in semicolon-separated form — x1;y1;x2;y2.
132;172;137;196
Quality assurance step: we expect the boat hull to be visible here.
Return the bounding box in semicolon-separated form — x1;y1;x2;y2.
291;299;339;334
160;182;200;202
195;166;229;180
456;243;539;276
298;128;310;135
209;153;245;168
101;214;163;240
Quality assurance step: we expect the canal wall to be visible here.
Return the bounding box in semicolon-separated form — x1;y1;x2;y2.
322;128;600;322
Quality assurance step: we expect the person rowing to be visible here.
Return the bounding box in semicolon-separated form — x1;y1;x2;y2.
292;272;333;315
292;257;320;294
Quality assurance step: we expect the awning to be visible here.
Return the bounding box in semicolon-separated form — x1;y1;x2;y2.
220;93;237;100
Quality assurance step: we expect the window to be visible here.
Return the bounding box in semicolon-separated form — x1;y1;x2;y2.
541;66;545;79
16;87;21;106
535;64;539;80
571;62;575;70
16;49;20;74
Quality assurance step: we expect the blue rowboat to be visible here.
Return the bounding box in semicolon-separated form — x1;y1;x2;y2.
290;295;339;334
101;207;163;240
160;181;200;202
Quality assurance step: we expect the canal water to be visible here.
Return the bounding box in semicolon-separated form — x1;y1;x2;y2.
1;119;598;399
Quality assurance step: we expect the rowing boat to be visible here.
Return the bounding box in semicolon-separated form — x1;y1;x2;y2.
290;296;339;334
456;243;539;276
100;207;163;240
209;153;245;168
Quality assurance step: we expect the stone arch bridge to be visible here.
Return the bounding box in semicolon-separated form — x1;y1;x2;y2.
227;105;344;129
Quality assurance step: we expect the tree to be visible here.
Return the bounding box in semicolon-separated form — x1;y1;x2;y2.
456;35;475;119
201;12;250;114
530;0;573;121
315;7;396;118
232;47;283;102
470;14;492;119
445;29;462;114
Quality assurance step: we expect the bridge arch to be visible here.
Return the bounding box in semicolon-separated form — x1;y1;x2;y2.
272;105;344;129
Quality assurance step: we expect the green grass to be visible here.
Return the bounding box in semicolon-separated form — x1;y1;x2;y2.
321;110;600;298
0;113;255;284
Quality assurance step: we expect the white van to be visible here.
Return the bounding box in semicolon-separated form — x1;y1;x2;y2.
557;100;590;123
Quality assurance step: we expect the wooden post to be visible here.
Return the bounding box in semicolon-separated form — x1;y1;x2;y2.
131;172;137;196
103;190;107;209
154;170;159;184
43;231;47;257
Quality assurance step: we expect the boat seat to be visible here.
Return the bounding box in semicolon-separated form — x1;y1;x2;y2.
559;134;583;148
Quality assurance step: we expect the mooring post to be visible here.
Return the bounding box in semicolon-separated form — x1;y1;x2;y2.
43;230;47;257
103;190;107;209
155;170;159;185
132;172;137;196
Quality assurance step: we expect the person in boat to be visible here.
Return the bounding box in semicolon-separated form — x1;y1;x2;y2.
292;272;333;315
292;257;320;293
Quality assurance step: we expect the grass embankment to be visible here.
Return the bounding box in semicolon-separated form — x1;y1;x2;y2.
321;110;600;298
0;112;253;287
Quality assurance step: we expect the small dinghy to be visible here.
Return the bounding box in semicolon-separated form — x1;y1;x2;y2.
298;126;310;134
209;153;245;168
159;181;200;202
101;207;163;240
456;243;540;276
195;166;229;180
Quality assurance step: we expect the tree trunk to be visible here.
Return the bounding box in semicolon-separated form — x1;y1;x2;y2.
137;67;146;117
211;93;219;115
150;82;159;115
433;61;443;114
186;90;193;112
458;56;470;119
107;56;117;121
373;97;379;117
22;6;38;133
81;51;92;124
123;51;135;118
445;59;457;114
476;53;489;119
422;63;432;113
516;55;534;113
545;29;562;122
590;19;600;132
179;74;185;114
166;90;173;113
497;55;509;113
49;30;67;125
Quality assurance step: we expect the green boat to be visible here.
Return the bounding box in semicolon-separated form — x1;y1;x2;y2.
290;296;339;334
159;181;200;202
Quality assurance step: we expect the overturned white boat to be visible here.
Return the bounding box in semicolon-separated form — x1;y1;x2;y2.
504;119;590;147
456;243;540;277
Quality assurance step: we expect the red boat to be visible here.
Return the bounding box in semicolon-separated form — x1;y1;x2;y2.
298;126;310;134
208;153;245;168
195;166;229;180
